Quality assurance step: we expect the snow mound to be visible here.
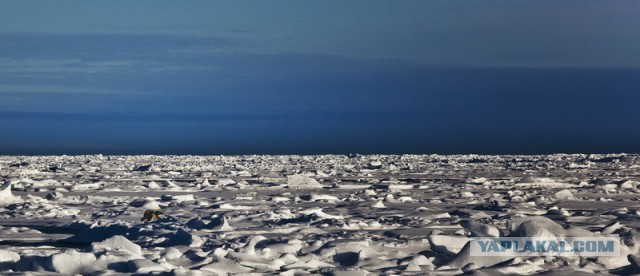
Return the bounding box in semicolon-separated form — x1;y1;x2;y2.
0;249;20;263
146;181;161;189
206;216;235;231
163;180;180;189
467;177;488;184
47;250;96;274
298;193;340;203
402;255;434;271
460;220;501;237
162;228;204;247
554;189;575;200
91;235;142;256
200;258;253;274
371;201;386;208
287;174;322;188
514;177;574;188
508;216;597;238
0;183;21;205
383;194;398;203
619;180;639;189
444;242;514;269
127;259;167;273
282;258;334;270
428;234;468;255
316;239;377;261
217;178;236;187
299;208;344;219
200;178;212;187
161;194;195;202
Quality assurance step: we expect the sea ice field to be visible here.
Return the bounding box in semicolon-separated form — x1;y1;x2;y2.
0;154;639;275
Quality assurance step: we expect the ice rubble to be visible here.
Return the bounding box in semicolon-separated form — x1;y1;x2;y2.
0;183;21;205
287;174;323;188
91;235;143;256
0;153;638;274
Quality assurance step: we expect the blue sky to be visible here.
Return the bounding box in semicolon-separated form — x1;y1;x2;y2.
1;1;639;154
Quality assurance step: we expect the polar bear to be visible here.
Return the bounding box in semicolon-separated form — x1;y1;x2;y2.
141;209;163;222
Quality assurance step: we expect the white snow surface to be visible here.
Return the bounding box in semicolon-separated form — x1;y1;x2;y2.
0;153;638;274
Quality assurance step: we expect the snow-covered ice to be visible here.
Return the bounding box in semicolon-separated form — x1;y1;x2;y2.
0;153;638;274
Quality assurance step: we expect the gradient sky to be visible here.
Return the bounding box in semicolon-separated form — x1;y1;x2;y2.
1;1;639;155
